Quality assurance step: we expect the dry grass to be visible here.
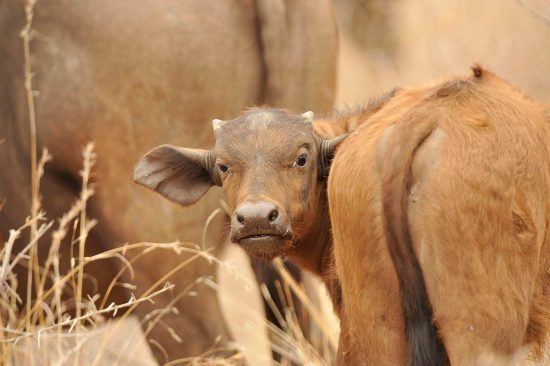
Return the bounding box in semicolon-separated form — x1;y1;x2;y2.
0;140;337;365
0;144;165;364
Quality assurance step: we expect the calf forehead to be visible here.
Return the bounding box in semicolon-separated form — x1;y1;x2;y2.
215;109;314;156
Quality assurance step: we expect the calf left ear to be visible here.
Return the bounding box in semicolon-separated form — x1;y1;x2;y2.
134;145;218;207
316;134;348;178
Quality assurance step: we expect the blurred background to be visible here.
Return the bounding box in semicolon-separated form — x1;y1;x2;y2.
0;0;548;365
334;0;550;106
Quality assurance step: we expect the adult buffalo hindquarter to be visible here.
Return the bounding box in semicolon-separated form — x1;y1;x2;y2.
329;67;550;365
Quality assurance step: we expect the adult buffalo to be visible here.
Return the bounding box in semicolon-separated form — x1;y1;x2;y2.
137;67;549;365
0;0;338;362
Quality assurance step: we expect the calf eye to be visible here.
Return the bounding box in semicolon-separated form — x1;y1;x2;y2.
294;154;308;168
218;164;229;174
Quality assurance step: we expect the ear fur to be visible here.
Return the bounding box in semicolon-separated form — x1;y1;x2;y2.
134;145;217;206
316;134;348;178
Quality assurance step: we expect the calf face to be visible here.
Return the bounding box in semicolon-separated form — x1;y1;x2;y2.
134;108;345;259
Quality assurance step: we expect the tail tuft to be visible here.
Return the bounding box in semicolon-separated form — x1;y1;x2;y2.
471;64;483;78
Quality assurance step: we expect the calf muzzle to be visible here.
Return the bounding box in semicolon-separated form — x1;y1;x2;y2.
230;200;292;250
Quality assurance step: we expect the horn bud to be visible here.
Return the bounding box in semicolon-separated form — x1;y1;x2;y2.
302;111;314;121
212;118;224;132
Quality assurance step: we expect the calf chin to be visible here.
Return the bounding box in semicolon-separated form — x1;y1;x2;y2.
235;237;294;261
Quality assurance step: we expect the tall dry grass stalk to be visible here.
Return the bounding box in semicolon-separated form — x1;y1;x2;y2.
20;0;39;347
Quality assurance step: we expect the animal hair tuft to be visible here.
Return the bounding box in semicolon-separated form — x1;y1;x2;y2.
471;64;483;78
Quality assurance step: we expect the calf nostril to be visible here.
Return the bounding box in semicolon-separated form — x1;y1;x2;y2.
268;208;279;222
237;214;245;225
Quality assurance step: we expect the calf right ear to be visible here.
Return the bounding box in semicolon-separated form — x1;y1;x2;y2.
134;145;218;207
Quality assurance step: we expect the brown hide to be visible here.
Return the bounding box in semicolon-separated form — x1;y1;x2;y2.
0;0;337;362
256;0;337;109
329;68;550;365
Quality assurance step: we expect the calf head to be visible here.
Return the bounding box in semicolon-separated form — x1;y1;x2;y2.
134;109;345;259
